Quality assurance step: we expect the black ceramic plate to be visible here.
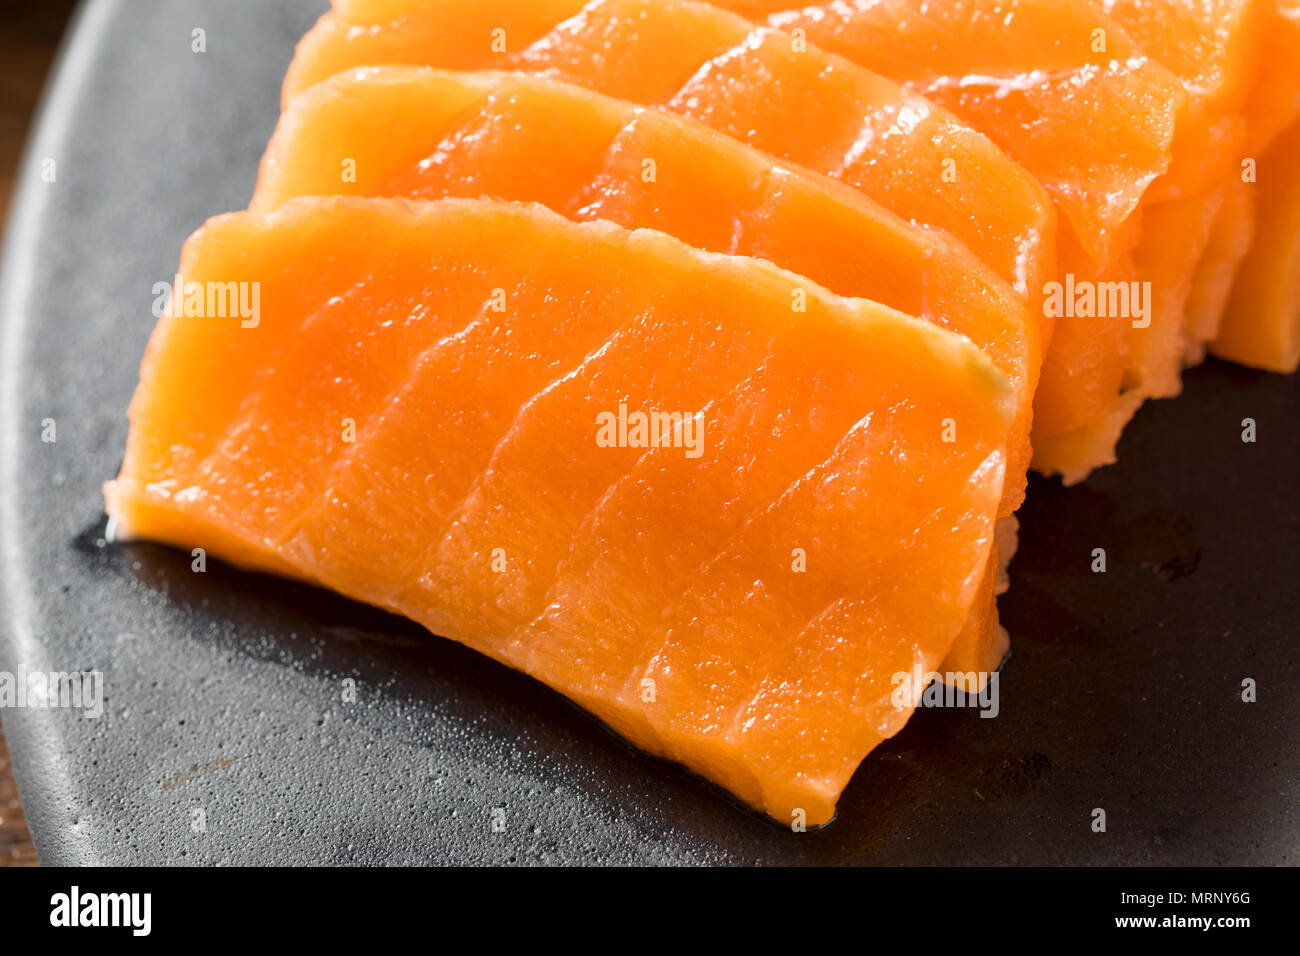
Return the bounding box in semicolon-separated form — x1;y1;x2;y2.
0;0;1296;866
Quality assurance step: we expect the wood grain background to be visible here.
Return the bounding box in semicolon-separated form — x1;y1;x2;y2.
1;0;81;867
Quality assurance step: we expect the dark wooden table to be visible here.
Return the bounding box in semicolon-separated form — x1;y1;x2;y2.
0;0;81;867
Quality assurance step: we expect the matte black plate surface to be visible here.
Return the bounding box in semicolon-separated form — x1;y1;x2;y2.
0;0;1296;865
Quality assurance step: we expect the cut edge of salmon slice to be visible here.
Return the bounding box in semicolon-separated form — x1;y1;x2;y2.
1127;188;1228;399
1184;177;1257;365
1211;119;1300;373
106;196;1015;824
1031;390;1145;485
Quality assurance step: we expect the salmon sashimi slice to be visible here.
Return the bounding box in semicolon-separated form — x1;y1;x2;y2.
1212;119;1300;372
1101;0;1267;202
705;0;1190;481
284;0;579;102
253;65;1031;683
715;0;1185;269
105;197;1014;825
283;0;1056;299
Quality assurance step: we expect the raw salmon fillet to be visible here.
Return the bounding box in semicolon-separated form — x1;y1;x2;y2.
254;65;1031;681
283;0;1056;299
105;197;1014;825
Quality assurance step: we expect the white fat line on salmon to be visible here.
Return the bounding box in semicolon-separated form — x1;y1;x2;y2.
890;665;999;718
151;273;260;328
50;887;151;936
0;666;103;718
1042;273;1152;329
595;403;704;459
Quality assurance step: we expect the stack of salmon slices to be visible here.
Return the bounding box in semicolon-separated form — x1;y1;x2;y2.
105;0;1300;826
